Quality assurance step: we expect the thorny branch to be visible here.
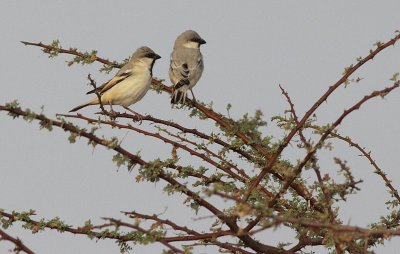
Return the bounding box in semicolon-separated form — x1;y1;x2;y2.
0;105;291;254
21;40;320;210
57;113;244;181
316;127;400;203
6;32;400;253
279;84;345;253
20;41;121;68
245;32;400;200
269;81;399;209
0;229;35;254
273;117;399;204
248;215;400;239
0;210;183;253
58;112;290;212
87;74;107;115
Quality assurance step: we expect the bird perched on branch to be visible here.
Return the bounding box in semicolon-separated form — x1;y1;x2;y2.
70;46;161;113
169;30;206;104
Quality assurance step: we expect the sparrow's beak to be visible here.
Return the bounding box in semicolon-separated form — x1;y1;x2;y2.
146;52;162;60
193;38;206;45
198;38;206;45
154;53;162;60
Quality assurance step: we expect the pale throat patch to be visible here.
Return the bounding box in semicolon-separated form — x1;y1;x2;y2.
139;57;155;65
183;41;200;49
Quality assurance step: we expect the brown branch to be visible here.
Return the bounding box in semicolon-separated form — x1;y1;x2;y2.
0;106;220;224
20;41;120;68
21;40;272;162
87;74;110;115
272;115;398;204
63;113;292;213
245;86;336;238
158;170;291;254
334;158;362;192
161;128;249;180
123;211;200;236
248;214;400;242
0;105;146;165
113;110;257;162
183;242;256;254
139;119;291;211
104;218;183;253
22;40;257;164
22;39;318;212
0;105;291;254
0;105;222;217
278;85;325;206
0;210;139;242
122;212;254;254
154;79;274;160
281;81;343;252
314;127;400;203
0;229;35;254
163;232;232;243
273;216;400;238
14;35;400;253
310;160;344;254
288;235;324;253
279;84;309;147
61;113;290;215
58;113;243;182
269;81;400;208
245;33;400;200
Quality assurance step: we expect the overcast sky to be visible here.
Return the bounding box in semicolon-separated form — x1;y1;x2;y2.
1;1;400;253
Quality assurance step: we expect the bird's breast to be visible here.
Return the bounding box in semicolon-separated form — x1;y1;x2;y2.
102;71;151;106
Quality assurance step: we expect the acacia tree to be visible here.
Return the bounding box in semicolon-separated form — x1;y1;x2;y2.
1;32;400;254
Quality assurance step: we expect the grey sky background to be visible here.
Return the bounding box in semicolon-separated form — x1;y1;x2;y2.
1;1;400;253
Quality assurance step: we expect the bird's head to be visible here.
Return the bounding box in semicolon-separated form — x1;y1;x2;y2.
131;46;161;74
132;46;161;65
175;30;206;49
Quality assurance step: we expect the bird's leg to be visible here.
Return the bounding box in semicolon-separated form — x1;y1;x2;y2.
123;106;143;124
106;100;112;112
189;88;197;104
182;90;187;104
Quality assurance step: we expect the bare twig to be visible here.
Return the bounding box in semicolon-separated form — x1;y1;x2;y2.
269;81;399;208
0;105;292;254
317;127;400;202
0;229;35;254
20;41;120;68
58;113;244;181
245;33;400;200
21;39;318;211
87;74;107;114
104;218;184;253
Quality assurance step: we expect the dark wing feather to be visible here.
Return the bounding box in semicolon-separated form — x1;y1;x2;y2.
86;70;133;95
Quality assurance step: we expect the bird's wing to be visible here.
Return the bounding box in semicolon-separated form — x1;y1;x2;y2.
170;61;189;89
86;69;134;95
170;50;202;88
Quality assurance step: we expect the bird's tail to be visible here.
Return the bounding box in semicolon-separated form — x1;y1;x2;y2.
171;90;187;104
69;98;98;112
171;81;189;104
